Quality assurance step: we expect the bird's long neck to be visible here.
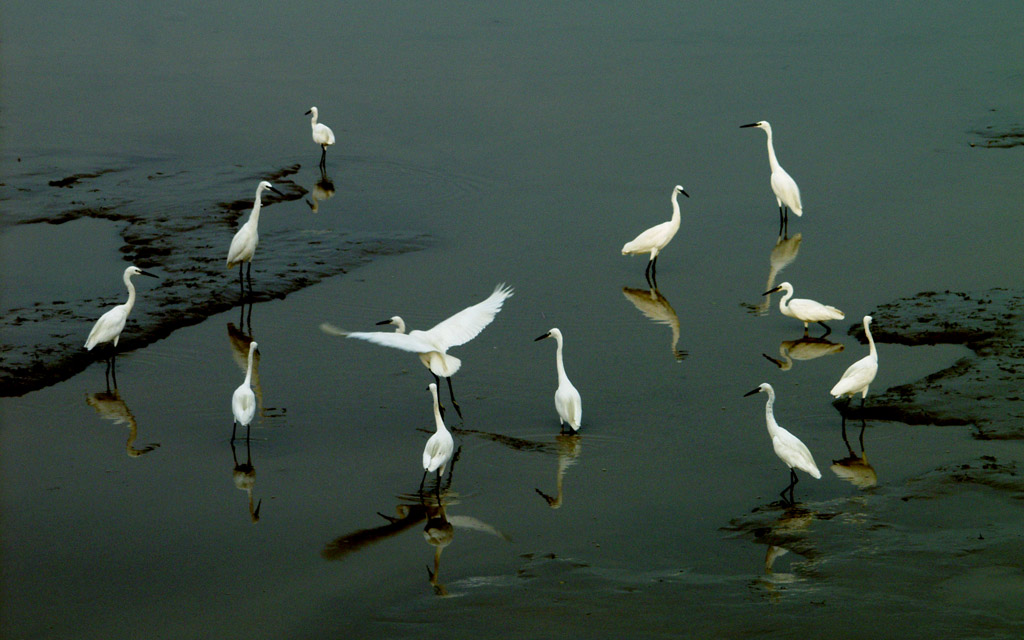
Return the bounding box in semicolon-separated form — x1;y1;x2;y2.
777;286;794;313
309;110;319;127
244;346;256;386
123;272;137;315
249;194;263;226
553;334;569;383
669;191;682;227
432;390;447;434
394;317;407;334
763;390;778;437
764;130;781;172
865;321;877;360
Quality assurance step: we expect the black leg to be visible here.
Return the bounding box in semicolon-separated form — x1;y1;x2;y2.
446;377;462;420
109;352;118;390
778;206;785;236
650;255;659;288
858;417;867;451
231;420;238;444
644;260;653;287
818;321;832;337
238;263;244;299
320;146;327;171
246;262;253;295
419;470;428;492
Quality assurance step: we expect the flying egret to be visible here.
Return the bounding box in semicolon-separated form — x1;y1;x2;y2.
305;106;336;171
741;121;803;235
830;315;879;406
621;185;689;287
232;341;258;443
534;328;582;432
422;383;455;493
763;281;845;336
320;283;514;419
744;382;822;504
226;180;284;294
85;265;159;386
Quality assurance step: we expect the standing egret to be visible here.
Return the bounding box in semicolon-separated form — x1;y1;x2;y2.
84;265;159;386
621;185;689;287
534;328;582;432
305;106;336;172
226;180;284;294
763;281;845;336
830;315;879;406
232;341;258;443
744;382;821;504
422;383;455;493
320;283;514;419
741;121;803;235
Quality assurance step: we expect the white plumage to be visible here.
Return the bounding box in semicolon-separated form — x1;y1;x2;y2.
830;315;879;402
84;265;158;351
741;121;803;230
764;281;845;334
745;382;821;502
534;328;582;431
621;185;689;286
231;341;258;442
305;106;336;170
423;383;454;478
226;180;284;279
321;284;513;416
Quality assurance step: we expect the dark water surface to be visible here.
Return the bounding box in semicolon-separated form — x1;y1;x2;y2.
3;3;1024;638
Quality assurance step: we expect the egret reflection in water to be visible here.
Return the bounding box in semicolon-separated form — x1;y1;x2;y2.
762;335;844;371
85;388;160;457
230;435;262;523
535;433;582;509
322;489;509;597
307;174;336;212
831;415;877;489
725;503;822;602
748;232;802;316
622;286;687;361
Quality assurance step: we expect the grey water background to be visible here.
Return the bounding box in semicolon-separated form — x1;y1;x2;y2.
3;2;1024;638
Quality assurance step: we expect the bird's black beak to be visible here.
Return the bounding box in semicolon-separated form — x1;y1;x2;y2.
534;332;550;342
139;270;159;279
304;110;312;115
269;186;284;197
375;319;392;326
762;285;782;296
743;387;761;397
740;123;759;128
681;189;690;198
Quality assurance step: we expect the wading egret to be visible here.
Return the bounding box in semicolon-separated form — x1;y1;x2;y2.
744;382;821;504
740;121;802;235
231;341;258;443
305;106;336;171
422;383;455;492
830;315;878;405
321;283;514;419
85;265;159;386
534;328;582;431
621;185;689;287
763;281;845;336
226;180;284;293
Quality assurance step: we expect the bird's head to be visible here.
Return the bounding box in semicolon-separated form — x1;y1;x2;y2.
534;327;561;342
744;382;772;397
740;120;770;132
305;106;318;117
673;185;690;198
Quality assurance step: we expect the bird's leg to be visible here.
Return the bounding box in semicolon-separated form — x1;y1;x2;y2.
858;417;867;452
818;321;832;337
246;262;253;296
238;263;245;299
650;255;659;288
419;470;428;493
778;206;786;237
246;299;253;333
109;351;118;390
231;420;238;444
840;412;852;452
780;469;798;504
444;446;462;490
644;259;653;288
446;377;463;420
320;147;327;171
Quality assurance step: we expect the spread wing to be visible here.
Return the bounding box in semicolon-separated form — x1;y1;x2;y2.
345;330;438;354
423;283;514;350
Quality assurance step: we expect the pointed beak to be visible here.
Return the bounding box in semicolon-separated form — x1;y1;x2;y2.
763;285;782;296
304;110;312;115
740;123;759;128
681;190;690;198
375;319;392;326
139;270;160;279
762;353;783;368
269;186;284;197
534;332;550;342
743;387;761;397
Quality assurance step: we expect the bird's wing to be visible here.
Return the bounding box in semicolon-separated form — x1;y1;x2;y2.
772;431;821;478
232;387;256;423
345;330;438;354
789;299;843;321
423;284;514;349
226;225;255;266
85;306;128;349
830;356;878;396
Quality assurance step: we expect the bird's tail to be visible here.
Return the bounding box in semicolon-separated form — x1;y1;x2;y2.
319;322;350;337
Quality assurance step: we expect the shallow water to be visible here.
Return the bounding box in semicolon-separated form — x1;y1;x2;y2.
3;3;1024;638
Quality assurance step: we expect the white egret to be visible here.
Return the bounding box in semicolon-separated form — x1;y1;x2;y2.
85;265;159;386
226;180;284;293
422;383;455;492
621;185;689;287
741;121;803;235
830;315;879;406
321;283;514;419
305;106;336;171
231;341;258;443
744;382;822;504
763;281;845;336
534;328;582;432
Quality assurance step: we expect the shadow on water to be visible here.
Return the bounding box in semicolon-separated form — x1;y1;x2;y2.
621;285;688;361
762;334;844;371
85;386;161;457
230;435;262;524
743;230;802;316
